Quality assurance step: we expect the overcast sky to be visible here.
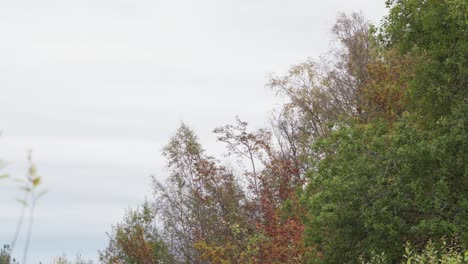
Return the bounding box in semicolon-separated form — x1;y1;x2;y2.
0;0;387;262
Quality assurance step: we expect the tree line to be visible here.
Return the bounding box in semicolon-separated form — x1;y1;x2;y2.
100;1;467;263
2;0;467;263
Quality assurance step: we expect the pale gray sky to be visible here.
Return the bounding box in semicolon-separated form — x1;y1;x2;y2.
0;0;387;262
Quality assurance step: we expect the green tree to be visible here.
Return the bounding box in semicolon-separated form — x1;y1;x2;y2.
382;0;468;119
303;108;466;263
0;244;18;264
301;1;467;262
154;123;251;264
99;202;174;264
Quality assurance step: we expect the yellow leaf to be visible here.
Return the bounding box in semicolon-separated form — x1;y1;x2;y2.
32;177;41;187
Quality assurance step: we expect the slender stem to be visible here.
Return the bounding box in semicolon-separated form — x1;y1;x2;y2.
10;191;28;254
22;198;36;264
248;150;259;199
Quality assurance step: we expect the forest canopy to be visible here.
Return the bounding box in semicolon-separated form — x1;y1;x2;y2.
2;0;466;263
98;0;467;263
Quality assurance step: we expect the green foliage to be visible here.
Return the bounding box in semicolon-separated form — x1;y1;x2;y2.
99;202;174;264
403;239;467;264
0;245;11;264
2;1;466;263
155;123;255;263
362;239;467;264
382;0;468;119
360;251;389;264
303;105;467;263
301;2;467;263
0;245;19;264
52;253;94;264
101;2;466;263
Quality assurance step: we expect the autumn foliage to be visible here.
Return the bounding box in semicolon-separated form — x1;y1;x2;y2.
101;1;467;263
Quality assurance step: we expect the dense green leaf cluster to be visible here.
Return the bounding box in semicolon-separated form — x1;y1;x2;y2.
382;0;467;119
304;107;467;263
302;1;467;263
